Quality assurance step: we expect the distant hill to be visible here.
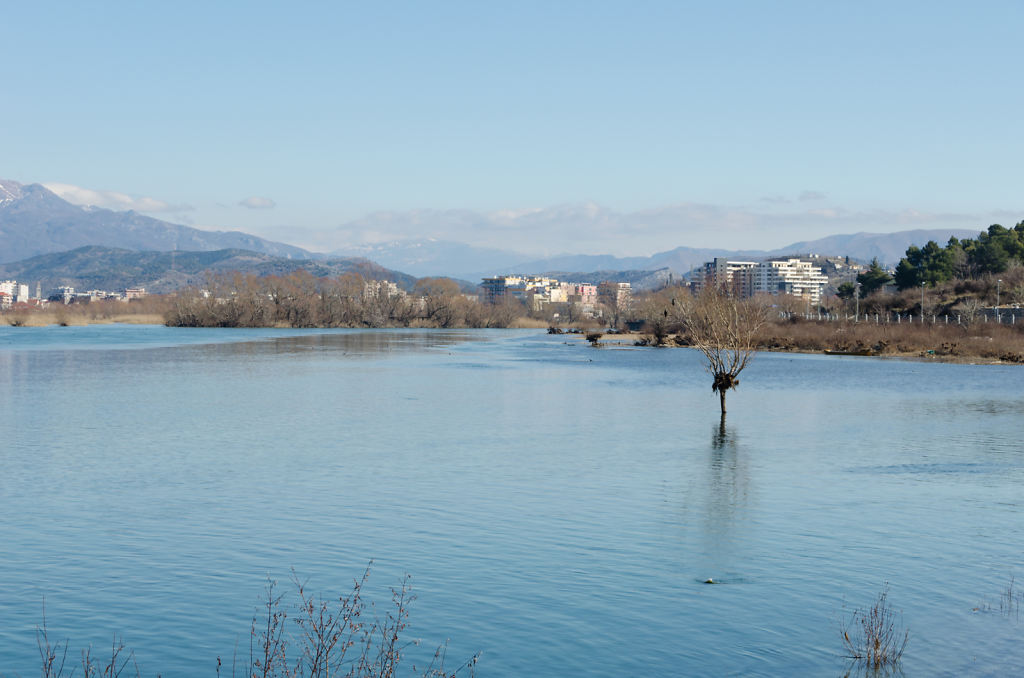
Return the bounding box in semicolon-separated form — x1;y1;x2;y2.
0;176;990;278
360;229;986;282
773;229;982;265
0;246;417;294
536;268;676;291
0;179;313;264
508;231;983;276
502;248;766;280
331;239;532;278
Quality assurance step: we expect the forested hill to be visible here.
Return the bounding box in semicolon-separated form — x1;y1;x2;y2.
0;246;418;294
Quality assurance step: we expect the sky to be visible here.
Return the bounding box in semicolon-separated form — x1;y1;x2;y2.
1;1;1021;257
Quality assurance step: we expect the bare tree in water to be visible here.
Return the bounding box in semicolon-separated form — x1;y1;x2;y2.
681;288;767;415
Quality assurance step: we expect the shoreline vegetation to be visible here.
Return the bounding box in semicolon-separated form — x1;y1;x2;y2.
1;269;1020;364
593;316;1023;365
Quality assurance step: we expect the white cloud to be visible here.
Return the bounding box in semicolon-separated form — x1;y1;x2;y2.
798;190;827;202
325;202;1008;256
239;196;276;210
43;182;192;213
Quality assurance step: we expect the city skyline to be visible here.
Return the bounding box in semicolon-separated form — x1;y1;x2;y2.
2;1;1021;255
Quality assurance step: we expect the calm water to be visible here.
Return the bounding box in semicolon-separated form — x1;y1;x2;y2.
1;325;1022;676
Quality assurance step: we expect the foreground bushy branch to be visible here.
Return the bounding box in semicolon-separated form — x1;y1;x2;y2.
840;585;909;671
29;566;479;678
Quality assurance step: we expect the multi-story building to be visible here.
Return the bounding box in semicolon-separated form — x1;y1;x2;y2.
694;258;759;297
598;281;632;310
55;286;76;304
562;282;597;307
481;276;561;304
695;257;828;304
481;276;603;313
751;258;829;304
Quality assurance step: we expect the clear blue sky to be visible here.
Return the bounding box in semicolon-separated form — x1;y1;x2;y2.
1;1;1021;255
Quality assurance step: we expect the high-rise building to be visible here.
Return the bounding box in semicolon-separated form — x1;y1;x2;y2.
695;257;828;304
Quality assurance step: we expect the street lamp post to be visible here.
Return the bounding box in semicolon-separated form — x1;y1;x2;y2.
997;279;1002;323
855;282;861;321
920;282;926;322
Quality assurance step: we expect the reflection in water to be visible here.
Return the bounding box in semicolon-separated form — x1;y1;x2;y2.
841;659;906;678
675;413;754;582
706;414;750;529
711;413;732;450
194;329;481;359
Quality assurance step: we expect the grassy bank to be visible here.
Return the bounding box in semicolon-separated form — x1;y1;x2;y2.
2;298;170;327
3;311;167;327
587;319;1024;364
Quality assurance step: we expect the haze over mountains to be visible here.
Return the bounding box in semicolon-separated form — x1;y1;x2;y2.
0;178;988;289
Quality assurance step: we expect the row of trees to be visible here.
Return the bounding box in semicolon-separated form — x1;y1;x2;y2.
893;221;1024;289
165;272;526;329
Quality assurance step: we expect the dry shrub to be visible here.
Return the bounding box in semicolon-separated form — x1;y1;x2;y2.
840;585;908;671
33;566;478;678
1000;575;1023;620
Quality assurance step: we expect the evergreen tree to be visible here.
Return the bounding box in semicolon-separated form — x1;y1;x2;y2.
856;258;892;296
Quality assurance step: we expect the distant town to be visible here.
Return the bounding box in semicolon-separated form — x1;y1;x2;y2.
0;280;147;311
1;252;862;322
478;254;863;319
0;248;866;320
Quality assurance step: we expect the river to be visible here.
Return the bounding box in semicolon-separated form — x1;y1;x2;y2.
0;325;1021;676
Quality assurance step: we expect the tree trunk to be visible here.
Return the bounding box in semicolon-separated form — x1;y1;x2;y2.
719;388;727;414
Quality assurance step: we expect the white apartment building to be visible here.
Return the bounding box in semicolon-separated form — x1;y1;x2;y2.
0;281;32;304
694;258;758;297
751;258;829;304
598;281;632;310
696;257;828;304
481;275;561;304
362;280;402;299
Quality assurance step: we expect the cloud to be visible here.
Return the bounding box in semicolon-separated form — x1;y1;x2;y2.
324;201;1008;256
43;182;192;213
798;190;827;202
239;196;276;210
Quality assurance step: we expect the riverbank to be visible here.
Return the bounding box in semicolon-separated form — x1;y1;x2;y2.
577;322;1024;364
2;311;167;326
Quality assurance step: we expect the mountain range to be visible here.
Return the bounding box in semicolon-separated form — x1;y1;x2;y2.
0;179;311;264
0;246;417;295
331;230;983;280
0;178;990;288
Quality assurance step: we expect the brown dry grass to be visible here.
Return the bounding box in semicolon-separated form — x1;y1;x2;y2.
755;317;1024;363
2;297;170;327
594;321;1023;363
509;316;551;328
2;311;167;327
